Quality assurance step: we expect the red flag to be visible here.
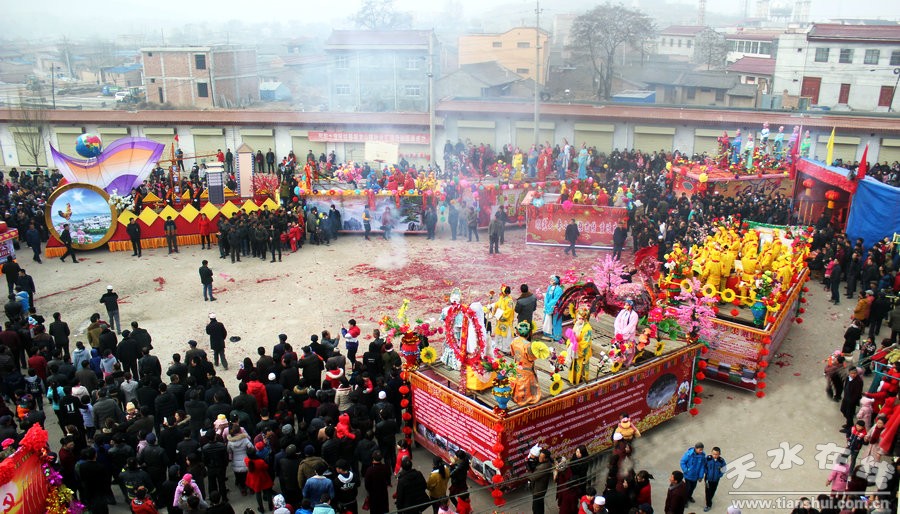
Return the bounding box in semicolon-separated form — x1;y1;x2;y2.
174;134;180;143
788;124;803;179
857;144;868;180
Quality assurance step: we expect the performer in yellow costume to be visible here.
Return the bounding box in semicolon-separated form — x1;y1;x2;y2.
568;307;593;385
738;251;759;300
741;230;759;261
719;244;737;292
702;245;723;290
489;285;516;354
511;322;541;405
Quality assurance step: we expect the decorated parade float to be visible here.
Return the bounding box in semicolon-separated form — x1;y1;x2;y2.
656;219;812;395
382;251;707;502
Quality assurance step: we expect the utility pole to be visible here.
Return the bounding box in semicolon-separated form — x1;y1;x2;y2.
428;31;436;167
50;65;56;109
533;0;543;147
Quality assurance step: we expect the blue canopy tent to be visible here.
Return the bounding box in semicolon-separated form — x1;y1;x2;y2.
846;177;900;246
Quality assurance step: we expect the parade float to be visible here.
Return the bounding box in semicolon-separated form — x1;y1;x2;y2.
390;251;704;498
0;425;84;514
657;219;812;396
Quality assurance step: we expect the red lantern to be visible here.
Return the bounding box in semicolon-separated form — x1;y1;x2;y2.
730;309;739;317
402;412;412;421
760;348;770;356
491;489;503;498
698;360;708;369
491;474;503;484
757;371;767;379
400;399;409;408
762;336;772;345
689;407;699;416
766;315;776;324
800;297;807;303
402;426;413;435
756;391;766;398
694;385;703;393
700;346;709;354
491;458;504;468
796;317;804;324
693;397;703;405
399;385;410;395
493;497;506;507
696;372;706;381
400;371;409;380
824;189;840;209
757;382;767;389
758;361;769;368
802;178;815;196
492;443;504;453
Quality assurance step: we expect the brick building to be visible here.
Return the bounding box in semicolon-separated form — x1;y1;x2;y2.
140;46;259;108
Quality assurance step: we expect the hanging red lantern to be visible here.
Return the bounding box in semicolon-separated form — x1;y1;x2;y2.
796;317;804;324
760;348;770;356
696;372;706;381
824;189;840;209
694;385;703;393
400;399;409;408
399;385;410;395
762;336;772;345
802;287;809;293
693;397;703;405
402;412;412;421
757;382;767;389
493;497;506;507
493;443;504;453
757;371;767;379
697;360;708;369
730;308;739;317
689;407;699;416
402;426;413;435
798;307;806;314
756;391;766;398
700;346;709;354
491;458;504;468
491;474;503;484
802;178;815;196
758;361;769;368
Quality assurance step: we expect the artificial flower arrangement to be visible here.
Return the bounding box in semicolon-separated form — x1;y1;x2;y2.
480;348;519;380
107;191;133;212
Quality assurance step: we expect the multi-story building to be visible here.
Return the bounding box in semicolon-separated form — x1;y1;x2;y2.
458;27;550;84
772;24;900;112
140;46;258;108
654;26;706;62
724;29;779;63
323;30;438;113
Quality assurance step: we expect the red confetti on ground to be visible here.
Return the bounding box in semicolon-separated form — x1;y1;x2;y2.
152;277;166;291
212;287;227;294
726;396;733;400
39;278;102;300
794;372;802;376
256;277;277;284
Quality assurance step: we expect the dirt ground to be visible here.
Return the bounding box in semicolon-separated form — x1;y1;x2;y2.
29;227;856;513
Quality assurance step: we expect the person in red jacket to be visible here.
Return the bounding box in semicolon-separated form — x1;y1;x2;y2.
245;447;274;512
199;214;212;250
635;470;653;507
131;486;159;514
246;372;269;410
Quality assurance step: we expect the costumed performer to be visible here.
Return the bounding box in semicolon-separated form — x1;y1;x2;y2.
511;321;541;405
568;306;593;385
465;301;495;391
542;275;564;341
774;126;785;158
613;299;640;367
440;288;464;370
489;285;515;354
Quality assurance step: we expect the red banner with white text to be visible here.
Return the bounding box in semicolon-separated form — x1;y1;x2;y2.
525;203;629;248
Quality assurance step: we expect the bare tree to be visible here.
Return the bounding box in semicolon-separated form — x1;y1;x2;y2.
11;96;49;168
694;27;728;71
569;2;656;101
352;0;412;30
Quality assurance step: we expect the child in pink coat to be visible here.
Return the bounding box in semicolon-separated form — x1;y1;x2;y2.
826;458;849;495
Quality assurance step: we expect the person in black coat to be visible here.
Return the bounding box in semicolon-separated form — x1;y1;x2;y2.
564;218;580;257
116;331;142;378
126;218;142;257
396;457;431;514
840;367;865;434
205;314;228;370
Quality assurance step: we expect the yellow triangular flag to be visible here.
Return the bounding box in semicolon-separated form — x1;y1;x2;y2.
825;127;835;166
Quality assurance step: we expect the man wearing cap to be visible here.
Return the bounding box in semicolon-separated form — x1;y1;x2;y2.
100;285;121;334
205;313;228;370
592;496;609;513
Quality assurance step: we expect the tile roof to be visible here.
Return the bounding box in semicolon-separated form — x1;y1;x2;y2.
727;84;759;97
726;56;775;75
808;23;900;41
659;26;707;36
325;30;433;49
457;62;523;87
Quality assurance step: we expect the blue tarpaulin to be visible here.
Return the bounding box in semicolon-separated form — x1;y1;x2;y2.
846;177;900;246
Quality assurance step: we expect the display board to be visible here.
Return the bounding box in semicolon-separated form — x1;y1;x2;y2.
525;203;629;249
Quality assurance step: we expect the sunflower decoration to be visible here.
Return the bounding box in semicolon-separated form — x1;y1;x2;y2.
680;278;692;292
549;378;564;396
741;295;755;307
701;284;717;298
610;360;623;373
720;288;736;303
654;341;665;356
420;346;438;365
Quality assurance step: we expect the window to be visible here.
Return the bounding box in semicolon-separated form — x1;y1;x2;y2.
146;52;153;57
685;87;696;100
728;40;736;51
197;83;208;98
492;41;502;48
738;41;745;52
149;78;156;84
517;42;530;48
404;85;421;96
687;39;692;48
750;41;759;54
157;87;163;103
892;51;900;66
864;49;880;65
760;42;772;56
406;57;420;70
195;54;206;70
335;84;350;95
335;56;348;69
670;38;674;46
839;48;853;63
814;48;829;62
745;76;756;83
715;89;725;101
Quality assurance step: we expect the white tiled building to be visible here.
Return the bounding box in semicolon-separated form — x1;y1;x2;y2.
772;24;900;112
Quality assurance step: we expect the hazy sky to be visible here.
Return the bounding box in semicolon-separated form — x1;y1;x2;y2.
2;0;898;40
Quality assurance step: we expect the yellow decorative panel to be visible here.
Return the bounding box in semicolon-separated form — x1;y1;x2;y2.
143;192;161;203
260;198;279;211
200;202;221;220
138;207;159;226
157;205;179;222
240;200;259;214
179;204;200;223
117;210;138;225
218;201;240;218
